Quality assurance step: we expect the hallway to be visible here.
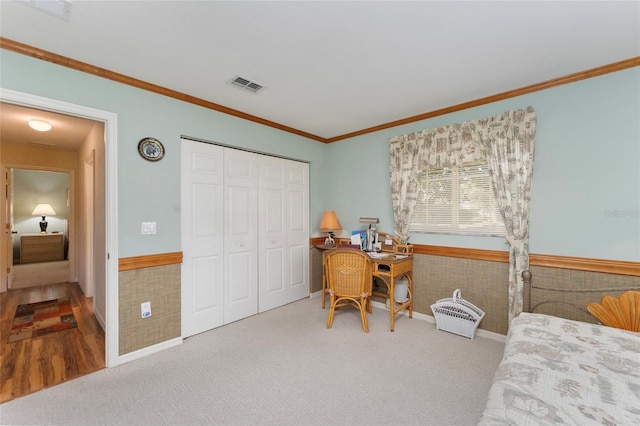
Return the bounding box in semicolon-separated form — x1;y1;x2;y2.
10;260;70;289
0;281;105;403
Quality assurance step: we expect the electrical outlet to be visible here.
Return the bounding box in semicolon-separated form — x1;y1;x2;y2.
141;301;151;318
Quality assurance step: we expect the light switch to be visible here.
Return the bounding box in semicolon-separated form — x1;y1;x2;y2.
141;222;156;235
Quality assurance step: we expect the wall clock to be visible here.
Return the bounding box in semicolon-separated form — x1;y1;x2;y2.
138;137;165;161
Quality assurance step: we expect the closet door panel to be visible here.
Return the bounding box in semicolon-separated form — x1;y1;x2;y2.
285;162;309;303
258;159;287;312
264;188;285;296
181;140;224;337
224;149;258;324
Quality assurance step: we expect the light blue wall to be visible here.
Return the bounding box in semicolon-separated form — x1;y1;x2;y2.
2;49;638;261
326;67;640;262
1;49;328;257
13;169;69;235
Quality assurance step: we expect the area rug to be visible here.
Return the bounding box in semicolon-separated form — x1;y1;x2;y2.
8;298;77;343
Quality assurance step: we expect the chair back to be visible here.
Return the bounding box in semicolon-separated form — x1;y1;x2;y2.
325;249;372;298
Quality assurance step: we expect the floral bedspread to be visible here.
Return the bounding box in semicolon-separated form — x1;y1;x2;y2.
479;313;640;425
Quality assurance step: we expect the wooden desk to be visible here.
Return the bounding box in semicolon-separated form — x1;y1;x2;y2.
318;246;413;331
20;233;64;263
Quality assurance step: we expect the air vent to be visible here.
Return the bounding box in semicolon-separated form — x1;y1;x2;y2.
17;0;71;20
229;75;264;93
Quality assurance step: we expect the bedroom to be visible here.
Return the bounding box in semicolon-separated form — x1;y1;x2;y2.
0;0;638;421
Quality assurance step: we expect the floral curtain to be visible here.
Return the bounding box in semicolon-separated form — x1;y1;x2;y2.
388;107;536;321
479;107;536;322
388;135;423;244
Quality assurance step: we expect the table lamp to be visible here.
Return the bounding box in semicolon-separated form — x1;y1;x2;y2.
319;210;342;246
32;203;56;233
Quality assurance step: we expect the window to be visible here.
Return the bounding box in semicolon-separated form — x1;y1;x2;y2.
410;161;505;236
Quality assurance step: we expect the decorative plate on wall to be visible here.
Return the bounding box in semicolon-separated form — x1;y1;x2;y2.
138;137;165;161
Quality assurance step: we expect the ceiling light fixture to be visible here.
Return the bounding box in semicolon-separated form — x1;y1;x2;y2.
28;120;52;132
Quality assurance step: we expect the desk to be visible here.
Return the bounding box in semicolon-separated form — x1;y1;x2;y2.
318;246;413;331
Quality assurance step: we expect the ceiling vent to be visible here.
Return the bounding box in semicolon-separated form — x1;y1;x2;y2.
228;75;264;93
17;0;71;20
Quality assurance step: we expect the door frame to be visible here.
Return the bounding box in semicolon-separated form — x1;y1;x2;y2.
0;88;120;368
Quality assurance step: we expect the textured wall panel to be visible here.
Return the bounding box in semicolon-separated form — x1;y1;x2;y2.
119;264;181;355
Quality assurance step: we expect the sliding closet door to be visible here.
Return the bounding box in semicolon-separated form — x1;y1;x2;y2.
182;141;306;334
284;160;309;303
223;148;258;323
258;157;287;311
258;156;309;312
181;140;224;337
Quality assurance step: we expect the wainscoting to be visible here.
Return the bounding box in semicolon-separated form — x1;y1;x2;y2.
118;253;182;355
310;240;640;335
120;247;639;352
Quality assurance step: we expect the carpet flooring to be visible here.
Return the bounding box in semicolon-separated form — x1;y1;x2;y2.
10;260;70;289
0;296;505;425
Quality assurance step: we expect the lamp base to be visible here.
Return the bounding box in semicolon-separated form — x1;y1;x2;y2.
39;216;48;233
324;232;335;247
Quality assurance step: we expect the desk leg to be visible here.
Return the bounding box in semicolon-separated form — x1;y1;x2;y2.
408;274;413;318
322;272;327;309
389;273;413;332
389;276;395;332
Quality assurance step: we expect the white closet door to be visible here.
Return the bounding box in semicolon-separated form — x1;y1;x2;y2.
181;140;224;337
223;148;258;324
258;157;287;311
259;157;309;312
285;160;309;303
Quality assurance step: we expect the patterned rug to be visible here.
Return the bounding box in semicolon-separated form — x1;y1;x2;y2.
8;298;77;343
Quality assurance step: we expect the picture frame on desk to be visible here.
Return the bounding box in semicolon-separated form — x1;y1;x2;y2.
351;230;367;250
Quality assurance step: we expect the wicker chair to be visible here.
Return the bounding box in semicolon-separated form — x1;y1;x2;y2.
587;290;640;332
325;248;373;333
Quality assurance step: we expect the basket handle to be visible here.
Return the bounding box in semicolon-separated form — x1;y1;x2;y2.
453;288;461;302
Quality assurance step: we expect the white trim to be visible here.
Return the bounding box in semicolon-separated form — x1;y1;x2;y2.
0;88;120;367
117;338;183;365
93;304;106;331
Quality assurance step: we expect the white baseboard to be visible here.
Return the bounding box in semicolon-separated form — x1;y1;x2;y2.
94;308;106;331
314;290;506;343
309;290;323;299
117;337;183;366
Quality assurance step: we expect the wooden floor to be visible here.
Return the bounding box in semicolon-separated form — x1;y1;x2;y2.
0;282;105;403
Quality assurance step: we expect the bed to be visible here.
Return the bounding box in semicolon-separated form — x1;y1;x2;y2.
479;270;640;425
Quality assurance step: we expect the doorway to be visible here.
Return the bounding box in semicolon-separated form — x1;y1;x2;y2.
9;168;73;289
0;88;119;368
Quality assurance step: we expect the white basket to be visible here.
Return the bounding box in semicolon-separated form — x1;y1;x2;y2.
430;289;485;339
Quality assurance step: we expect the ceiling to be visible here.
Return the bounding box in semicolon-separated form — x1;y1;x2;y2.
0;102;98;151
1;1;639;146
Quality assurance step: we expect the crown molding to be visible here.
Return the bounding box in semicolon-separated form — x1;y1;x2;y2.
326;57;640;142
0;37;326;143
2;37;638;144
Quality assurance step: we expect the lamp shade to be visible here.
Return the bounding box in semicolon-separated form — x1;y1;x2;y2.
32;203;56;217
319;210;342;232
